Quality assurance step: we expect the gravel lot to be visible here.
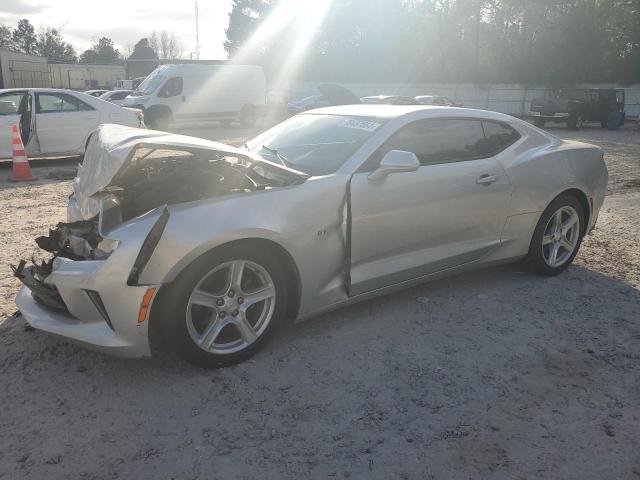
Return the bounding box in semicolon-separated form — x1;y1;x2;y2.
0;124;639;480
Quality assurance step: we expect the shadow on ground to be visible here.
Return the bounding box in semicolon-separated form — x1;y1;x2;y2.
1;262;638;479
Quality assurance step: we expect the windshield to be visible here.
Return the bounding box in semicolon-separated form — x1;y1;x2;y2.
246;114;384;176
133;73;166;96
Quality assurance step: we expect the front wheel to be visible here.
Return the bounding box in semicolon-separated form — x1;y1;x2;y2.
148;116;169;131
523;194;585;276
161;245;289;368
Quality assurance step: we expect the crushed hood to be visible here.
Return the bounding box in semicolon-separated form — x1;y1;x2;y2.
73;124;306;220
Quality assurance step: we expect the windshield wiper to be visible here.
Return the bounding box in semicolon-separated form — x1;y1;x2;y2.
261;145;292;168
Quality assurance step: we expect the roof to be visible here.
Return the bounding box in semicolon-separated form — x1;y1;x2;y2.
0;87;95;93
306;104;517;122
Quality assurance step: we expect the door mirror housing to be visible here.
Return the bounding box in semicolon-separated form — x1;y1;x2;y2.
368;150;420;181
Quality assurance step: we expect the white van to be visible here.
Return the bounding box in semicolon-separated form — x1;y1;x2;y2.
121;64;266;129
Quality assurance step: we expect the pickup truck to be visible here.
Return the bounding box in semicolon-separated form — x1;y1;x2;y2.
528;88;625;130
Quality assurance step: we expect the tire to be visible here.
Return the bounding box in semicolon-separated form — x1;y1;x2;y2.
534;119;546;128
523;194;585;276
148;114;170;131
567;114;583;130
159;244;289;368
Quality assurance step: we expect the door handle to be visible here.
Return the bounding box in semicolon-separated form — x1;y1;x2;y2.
476;174;498;185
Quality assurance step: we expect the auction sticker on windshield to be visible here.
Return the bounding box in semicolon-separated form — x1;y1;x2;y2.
338;118;381;132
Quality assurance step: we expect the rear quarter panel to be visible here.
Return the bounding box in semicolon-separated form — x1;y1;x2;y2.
488;127;606;261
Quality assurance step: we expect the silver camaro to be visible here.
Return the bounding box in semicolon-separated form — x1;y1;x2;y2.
14;105;608;367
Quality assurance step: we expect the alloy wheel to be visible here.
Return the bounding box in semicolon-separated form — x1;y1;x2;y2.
541;206;581;268
186;260;276;355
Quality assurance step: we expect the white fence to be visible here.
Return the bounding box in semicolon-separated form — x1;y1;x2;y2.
278;82;640;117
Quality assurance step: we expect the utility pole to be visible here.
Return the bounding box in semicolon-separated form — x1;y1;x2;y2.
195;0;200;60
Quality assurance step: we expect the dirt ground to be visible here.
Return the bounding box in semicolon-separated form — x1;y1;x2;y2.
0;124;639;480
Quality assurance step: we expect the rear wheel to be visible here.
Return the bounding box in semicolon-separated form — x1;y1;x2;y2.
523;194;585;276
161;245;288;368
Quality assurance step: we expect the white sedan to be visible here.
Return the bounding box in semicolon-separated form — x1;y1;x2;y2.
98;89;133;106
0;88;144;159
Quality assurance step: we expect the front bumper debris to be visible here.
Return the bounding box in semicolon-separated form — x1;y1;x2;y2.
12;259;66;311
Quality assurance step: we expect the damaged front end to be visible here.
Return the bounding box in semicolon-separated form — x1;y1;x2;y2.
12;214;125;310
12;125;307;357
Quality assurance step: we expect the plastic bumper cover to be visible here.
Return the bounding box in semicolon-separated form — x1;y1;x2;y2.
15;257;156;358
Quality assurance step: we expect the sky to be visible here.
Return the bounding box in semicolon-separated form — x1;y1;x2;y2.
0;0;233;59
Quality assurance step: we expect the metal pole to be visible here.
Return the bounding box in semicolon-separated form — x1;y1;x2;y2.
195;0;200;60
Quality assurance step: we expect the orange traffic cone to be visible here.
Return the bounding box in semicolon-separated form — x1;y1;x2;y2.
9;124;36;182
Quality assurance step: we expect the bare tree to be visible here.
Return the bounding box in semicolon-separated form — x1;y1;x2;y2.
149;30;158;54
155;30;182;59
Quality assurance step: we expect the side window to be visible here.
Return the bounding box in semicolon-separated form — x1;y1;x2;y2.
37;93;94;113
111;92;129;101
158;77;183;98
377;119;486;167
479;121;521;156
0;92;25;115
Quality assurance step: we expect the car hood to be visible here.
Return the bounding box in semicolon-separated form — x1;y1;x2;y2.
74;124;307;219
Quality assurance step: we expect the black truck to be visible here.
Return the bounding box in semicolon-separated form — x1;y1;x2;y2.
528;88;625;130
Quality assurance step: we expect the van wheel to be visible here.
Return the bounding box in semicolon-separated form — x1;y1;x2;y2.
148;115;170;131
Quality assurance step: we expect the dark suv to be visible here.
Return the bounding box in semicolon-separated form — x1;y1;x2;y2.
528;88;625;130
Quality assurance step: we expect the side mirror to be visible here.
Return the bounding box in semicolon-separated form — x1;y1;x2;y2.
368;150;420;181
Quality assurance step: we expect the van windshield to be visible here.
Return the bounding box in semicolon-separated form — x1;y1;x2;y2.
132;74;166;96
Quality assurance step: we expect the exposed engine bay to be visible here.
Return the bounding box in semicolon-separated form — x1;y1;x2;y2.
111;149;279;221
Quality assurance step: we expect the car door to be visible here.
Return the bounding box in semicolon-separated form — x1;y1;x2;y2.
0;91;31;157
348;118;517;296
35;92;99;154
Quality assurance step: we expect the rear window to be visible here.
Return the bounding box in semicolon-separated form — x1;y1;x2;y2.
480;121;521;156
36;93;93;113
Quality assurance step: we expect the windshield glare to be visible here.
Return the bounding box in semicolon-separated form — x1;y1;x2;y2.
246;114;383;176
133;73;166;95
